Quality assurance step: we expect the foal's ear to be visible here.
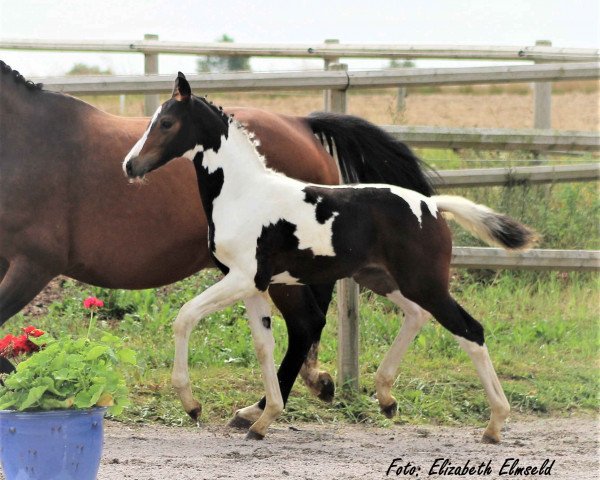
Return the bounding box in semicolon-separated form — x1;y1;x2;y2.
172;71;192;101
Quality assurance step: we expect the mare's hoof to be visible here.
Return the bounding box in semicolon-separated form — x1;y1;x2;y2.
246;429;265;440
228;414;254;430
482;432;500;444
317;374;335;403
380;401;398;419
187;406;202;421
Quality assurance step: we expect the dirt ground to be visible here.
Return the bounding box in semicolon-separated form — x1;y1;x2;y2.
98;416;598;480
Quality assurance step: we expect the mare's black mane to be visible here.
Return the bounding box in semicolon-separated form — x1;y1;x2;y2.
0;60;43;91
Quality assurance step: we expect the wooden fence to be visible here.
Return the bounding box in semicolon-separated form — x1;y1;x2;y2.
1;38;598;61
32;62;600;95
2;38;599;391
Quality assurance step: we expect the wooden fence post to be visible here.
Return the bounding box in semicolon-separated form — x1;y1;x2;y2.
337;275;360;391
144;34;160;116
534;40;552;129
322;59;360;391
323;39;339;110
396;87;407;113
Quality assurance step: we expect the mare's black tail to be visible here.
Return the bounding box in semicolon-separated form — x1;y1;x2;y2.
305;112;435;196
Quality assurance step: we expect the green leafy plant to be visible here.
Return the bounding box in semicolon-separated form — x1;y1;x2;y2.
0;297;136;415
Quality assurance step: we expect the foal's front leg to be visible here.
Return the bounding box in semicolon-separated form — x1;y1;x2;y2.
172;273;255;420
243;294;284;439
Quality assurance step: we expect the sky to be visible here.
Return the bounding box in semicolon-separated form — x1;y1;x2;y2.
0;0;598;77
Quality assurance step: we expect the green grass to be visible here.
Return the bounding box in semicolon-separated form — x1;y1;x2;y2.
8;269;597;428
3;180;599;428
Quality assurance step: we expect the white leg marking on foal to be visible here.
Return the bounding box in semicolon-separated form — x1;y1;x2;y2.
234;402;264;423
455;336;510;442
244;294;283;437
122;105;162;171
376;290;429;411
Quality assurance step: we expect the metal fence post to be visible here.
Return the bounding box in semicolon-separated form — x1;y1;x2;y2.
144;34;160;116
534;40;552;129
322;59;360;391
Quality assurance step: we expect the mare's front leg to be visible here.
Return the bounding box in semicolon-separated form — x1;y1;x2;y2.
0;256;56;327
172;273;255;419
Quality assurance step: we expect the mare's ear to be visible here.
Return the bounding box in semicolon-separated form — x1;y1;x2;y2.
172;71;191;101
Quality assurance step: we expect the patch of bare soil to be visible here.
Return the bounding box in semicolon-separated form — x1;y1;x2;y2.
99;416;598;479
20;277;71;318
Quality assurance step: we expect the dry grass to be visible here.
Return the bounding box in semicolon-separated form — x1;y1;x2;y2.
83;82;600;132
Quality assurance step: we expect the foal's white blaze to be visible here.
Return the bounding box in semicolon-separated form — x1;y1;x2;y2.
122;105;162;172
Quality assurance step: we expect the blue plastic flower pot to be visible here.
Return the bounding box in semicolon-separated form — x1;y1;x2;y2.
0;408;106;480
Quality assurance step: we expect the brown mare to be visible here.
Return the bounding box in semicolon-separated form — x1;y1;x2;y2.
0;61;433;421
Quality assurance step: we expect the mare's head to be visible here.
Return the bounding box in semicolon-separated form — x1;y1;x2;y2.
123;72;229;179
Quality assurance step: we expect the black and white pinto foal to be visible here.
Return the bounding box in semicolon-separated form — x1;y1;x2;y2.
124;73;538;441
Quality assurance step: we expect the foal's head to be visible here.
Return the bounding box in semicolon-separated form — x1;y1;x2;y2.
124;72;229;179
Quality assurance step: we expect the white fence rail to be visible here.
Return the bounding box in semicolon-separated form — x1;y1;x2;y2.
1;38;599;62
384;126;600;152
435;164;600;187
35;62;600;95
451;247;600;271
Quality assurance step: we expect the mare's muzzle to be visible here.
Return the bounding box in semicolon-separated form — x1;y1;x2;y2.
124;157;150;179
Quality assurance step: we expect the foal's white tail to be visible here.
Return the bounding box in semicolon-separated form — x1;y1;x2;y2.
433;195;539;251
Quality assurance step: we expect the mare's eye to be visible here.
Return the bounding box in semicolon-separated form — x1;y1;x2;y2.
160;119;174;129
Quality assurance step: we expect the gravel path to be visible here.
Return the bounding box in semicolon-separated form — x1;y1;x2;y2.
98;416;598;479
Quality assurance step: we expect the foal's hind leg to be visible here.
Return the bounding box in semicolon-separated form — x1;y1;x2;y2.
454;335;510;443
375;290;429;417
415;295;510;443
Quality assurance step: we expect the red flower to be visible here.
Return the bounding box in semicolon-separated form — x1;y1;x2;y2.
0;333;40;359
83;297;104;309
0;334;16;353
22;326;45;338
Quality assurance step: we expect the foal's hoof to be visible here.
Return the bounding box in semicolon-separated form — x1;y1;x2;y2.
481;432;501;444
380;401;398;419
316;373;335;403
246;429;265;441
187;406;202;421
228;414;254;431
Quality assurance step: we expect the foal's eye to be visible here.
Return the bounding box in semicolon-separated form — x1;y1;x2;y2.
160;119;174;129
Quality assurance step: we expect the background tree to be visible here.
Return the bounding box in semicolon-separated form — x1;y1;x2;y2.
388;59;416;69
197;34;251;73
67;63;113;75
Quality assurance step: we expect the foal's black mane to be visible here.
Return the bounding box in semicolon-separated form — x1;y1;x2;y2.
0;60;43;91
196;94;233;127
